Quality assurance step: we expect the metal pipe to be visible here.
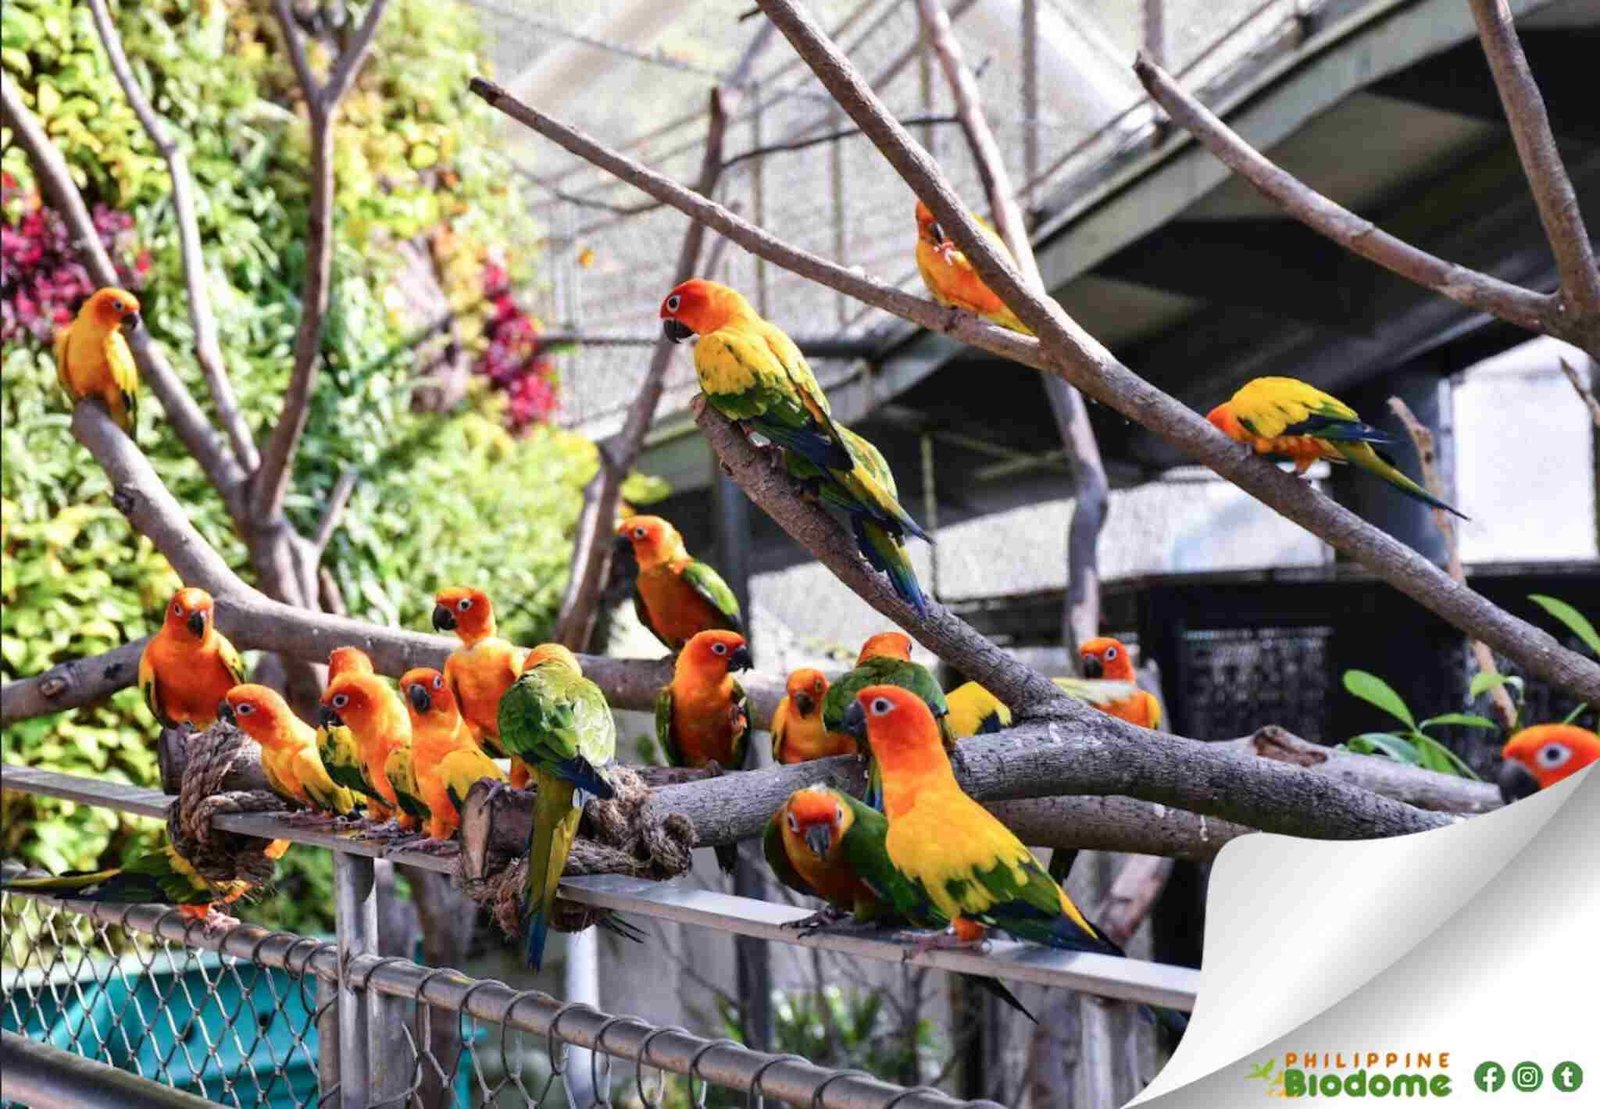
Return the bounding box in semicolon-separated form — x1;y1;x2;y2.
331;852;375;1109
1;1031;221;1109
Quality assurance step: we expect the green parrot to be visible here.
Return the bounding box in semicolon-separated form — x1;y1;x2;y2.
821;631;951;809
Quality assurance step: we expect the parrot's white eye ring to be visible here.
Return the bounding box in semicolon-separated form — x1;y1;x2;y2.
331;693;349;709
666;294;681;313
835;805;845;824
457;598;473;611
633;527;647;539
433;674;444;690
870;696;893;716
172;602;184;616
711;642;728;655
1104;646;1118;660
235;703;254;716
786;812;799;834
1537;744;1571;769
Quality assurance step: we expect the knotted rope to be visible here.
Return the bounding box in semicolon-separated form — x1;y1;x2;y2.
165;723;287;889
464;766;696;939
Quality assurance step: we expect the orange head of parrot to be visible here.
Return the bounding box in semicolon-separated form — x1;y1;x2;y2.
680;629;752;677
616;514;687;568
841;685;947;783
785;668;829;719
164;587;216;641
522;642;583;674
218;683;297;746
84;287;141;333
399;667;460;722
1498;723;1600;801
1079;636;1135;682
658;279;751;343
1206;402;1245;442
913;199;956;263
781;784;851;860
432;586;495;643
857;631;913;665
320;672;396;740
327;646;375;681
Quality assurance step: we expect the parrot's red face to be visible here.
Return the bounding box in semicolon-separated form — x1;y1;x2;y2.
683;629;753;675
914;200;956;263
320;674;384;734
617;515;682;564
845;684;943;767
400;667;458;720
857;631;913;664
659;279;743;341
86;287;141;333
1499;724;1600;800
219;683;293;741
783;785;849;860
785;668;829;718
432;586;495;643
1206;403;1245;441
327;646;374;681
1079;636;1135;682
165;587;216;640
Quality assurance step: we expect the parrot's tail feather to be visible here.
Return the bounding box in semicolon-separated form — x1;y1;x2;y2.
1139;1004;1190;1036
1338;443;1468;519
1046;848;1079;885
974;976;1037;1023
2;867;167;905
523;910;552;972
557;756;615;801
851;519;929;616
714;843;739;875
523;775;581;971
599;913;646;944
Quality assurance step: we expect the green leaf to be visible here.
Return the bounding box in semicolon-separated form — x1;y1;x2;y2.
1341;732;1422;765
1530;594;1600;657
1341;670;1416;730
1411;734;1482;780
1419;713;1500;731
1468;672;1524;699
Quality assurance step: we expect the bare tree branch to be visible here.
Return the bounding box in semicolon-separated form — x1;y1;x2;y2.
310;467;359;560
0;74;249;516
1387;397;1517;731
1093;855;1174;948
322;0;392;107
1559;357;1600;429
1132;54;1592;356
1467;0;1600;339
913;0;1108;651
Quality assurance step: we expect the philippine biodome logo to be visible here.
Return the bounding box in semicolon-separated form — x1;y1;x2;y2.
1245;1051;1454;1098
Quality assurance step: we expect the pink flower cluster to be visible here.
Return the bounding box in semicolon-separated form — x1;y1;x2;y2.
478;261;558;432
2;173;149;345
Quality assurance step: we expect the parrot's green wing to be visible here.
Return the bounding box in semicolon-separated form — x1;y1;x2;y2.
384;747;432;822
106;330;138;432
216;632;247;687
823;657;948;732
501;665;617;794
1233;379;1381;443
761;815;812;898
654;686;682;767
317;724;371;797
680;560;742;630
836;796;927;926
963;852;1118;956
696;324;851;473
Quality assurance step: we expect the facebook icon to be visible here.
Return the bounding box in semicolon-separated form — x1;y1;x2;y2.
1476;1062;1506;1092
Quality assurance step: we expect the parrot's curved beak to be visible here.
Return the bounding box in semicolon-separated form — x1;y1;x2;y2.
793;691;815;717
1497;760;1539;804
431;604;457;632
216;701;235;725
187;611;207;638
728;644;753;672
407;684;432;714
121;311;141;333
662;318;693;344
803;824;832;859
841;701;868;744
1081;655;1103;679
318;705;344;729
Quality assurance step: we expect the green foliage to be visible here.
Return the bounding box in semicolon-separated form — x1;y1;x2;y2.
717;987;937;1093
1337;670;1493;778
1529;593;1600;658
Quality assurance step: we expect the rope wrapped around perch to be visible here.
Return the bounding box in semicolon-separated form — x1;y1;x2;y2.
458;766;696;939
165;723;288;890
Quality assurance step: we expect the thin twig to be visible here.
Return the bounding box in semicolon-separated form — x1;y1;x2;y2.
85;0;259;471
1387;397;1517;731
1132;54;1585;354
1559;358;1600;429
310;467;359;559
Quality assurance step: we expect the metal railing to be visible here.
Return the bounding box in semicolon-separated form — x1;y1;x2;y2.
1;764;1200;1107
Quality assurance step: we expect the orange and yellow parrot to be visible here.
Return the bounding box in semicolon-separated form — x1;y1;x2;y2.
54;287;140;434
659;279;929;614
220;685;358;817
1207;377;1465;518
1077;637;1162;730
617;515;742;651
139;587;247;730
316;647;375;802
320;670;428;830
433;586;528;784
913;200;1027;334
655;629;753;872
1498;723;1600;802
400;667;508;842
844;684;1186;1032
944;681;1012;738
771;668;856;765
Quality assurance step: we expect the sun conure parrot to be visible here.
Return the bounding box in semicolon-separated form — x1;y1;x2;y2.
139;587;246;730
499;644;619;971
220;684;358;817
54;287;140;434
771;668;856;765
1077;638;1161;730
658;279;930;614
843;685;1187;1033
316;647;376;804
913;200;1027;334
945;681;1012;738
1207;377;1466;518
1498;724;1600;802
400;667;508;842
2;838;270;930
655;629;754;873
434;586;529;785
616;514;742;651
822;632;951;810
320;671;429;831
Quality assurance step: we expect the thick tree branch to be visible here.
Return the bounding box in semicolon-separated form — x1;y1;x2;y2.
0;640;148;725
1132;54;1591;356
0;75;249;515
85;0;259;472
1466;0;1600;337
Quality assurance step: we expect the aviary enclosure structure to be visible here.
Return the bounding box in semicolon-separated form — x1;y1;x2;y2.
2;0;1597;1107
